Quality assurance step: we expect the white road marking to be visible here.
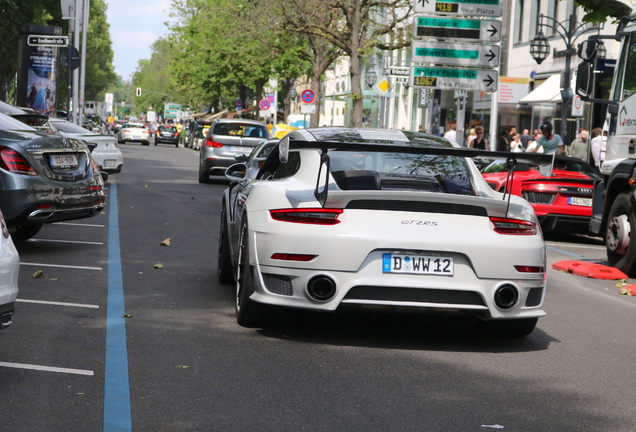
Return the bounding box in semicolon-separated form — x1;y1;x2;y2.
16;299;99;309
27;238;104;245
0;362;94;376
20;262;103;271
52;222;105;227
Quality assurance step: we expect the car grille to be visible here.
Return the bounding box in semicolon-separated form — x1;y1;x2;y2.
262;274;293;296
522;192;557;205
344;286;486;306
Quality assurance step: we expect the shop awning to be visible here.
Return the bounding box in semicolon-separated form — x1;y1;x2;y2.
519;74;562;104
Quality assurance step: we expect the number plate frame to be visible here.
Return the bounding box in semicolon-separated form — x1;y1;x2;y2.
568;197;592;207
382;253;454;276
50;153;79;168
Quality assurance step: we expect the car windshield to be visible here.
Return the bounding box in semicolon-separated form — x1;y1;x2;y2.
0;112;37;132
159;126;177;132
214;123;267;138
52;121;93;135
329;150;474;195
124;123;144;129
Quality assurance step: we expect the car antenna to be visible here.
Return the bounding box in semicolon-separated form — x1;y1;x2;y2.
503;156;517;216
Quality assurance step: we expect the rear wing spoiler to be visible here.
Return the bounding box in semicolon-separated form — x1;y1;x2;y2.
278;135;555;207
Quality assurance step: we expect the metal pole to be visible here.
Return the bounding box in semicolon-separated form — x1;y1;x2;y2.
560;13;574;147
78;0;89;124
72;0;80;124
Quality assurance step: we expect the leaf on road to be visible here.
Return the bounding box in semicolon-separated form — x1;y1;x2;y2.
31;270;44;278
122;313;133;318
144;185;148;188
619;284;636;296
153;263;164;269
175;365;189;369
481;426;505;430
616;282;628;288
50;278;59;281
160;238;171;246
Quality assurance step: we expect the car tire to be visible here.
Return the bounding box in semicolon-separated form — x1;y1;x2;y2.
473;317;538;337
198;166;210;184
218;203;234;284
235;219;266;327
10;223;43;242
606;192;636;277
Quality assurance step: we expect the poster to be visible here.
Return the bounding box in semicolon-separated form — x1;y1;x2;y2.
25;44;57;116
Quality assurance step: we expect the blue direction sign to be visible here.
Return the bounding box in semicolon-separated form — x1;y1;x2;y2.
410;66;498;92
413;16;501;42
414;0;502;17
412;41;500;67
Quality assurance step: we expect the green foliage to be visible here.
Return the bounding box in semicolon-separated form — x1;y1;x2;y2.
575;0;632;23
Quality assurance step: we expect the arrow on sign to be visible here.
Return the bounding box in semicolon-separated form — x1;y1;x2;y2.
487;25;498;37
485;50;497;62
483;75;495;87
417;0;429;5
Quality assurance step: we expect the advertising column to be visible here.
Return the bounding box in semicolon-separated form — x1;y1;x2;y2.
17;25;65;117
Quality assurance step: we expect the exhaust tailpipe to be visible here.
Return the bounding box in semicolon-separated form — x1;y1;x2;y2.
307;276;336;301
494;284;518;309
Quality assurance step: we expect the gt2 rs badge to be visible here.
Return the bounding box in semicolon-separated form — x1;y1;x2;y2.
401;220;438;226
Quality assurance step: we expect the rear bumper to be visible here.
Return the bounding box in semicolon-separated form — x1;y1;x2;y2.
0;302;15;329
539;214;591;234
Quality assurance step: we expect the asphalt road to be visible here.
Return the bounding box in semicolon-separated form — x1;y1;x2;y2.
2;141;636;431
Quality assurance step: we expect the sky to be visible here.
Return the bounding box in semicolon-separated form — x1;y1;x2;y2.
105;0;174;81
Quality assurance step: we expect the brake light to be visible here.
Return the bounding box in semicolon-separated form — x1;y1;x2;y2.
270;209;343;225
515;266;545;273
123;129;130;133
205;137;224;147
271;253;317;261
520;183;559;193
490;217;537;235
0;146;37;176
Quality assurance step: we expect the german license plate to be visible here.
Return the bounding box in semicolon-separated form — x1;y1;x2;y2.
50;154;78;168
382;253;454;276
103;160;117;168
228;146;252;153
569;197;592;206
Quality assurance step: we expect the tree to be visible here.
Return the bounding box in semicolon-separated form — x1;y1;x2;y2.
272;0;412;127
575;0;631;23
83;0;117;101
131;38;176;117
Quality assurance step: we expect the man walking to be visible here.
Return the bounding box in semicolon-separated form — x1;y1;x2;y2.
569;129;589;161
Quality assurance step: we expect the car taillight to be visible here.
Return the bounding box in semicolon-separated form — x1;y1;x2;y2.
490;217;537;235
123;129;130;133
270;209;343;225
205;137;224;147
0;146;37;176
0;209;8;239
520;183;559;193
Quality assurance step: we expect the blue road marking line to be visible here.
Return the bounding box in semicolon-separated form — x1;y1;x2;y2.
546;246;599;262
104;183;132;431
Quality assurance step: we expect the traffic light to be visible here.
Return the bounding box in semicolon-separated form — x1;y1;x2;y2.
136;87;142;97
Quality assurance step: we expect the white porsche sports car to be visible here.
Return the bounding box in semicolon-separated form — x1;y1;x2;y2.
219;128;550;337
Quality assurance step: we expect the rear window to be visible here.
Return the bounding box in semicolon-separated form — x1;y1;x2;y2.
213;123;267;138
52;121;92;134
329;151;474;195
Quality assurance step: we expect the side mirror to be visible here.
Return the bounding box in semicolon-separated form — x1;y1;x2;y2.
578;40;600;61
100;171;109;182
575;61;594;99
225;163;247;182
234;153;248;162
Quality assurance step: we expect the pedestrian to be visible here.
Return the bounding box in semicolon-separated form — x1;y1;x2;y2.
520;129;532;148
537;121;564;154
496;130;508;152
468;126;488;149
510;133;524;152
590;127;605;172
466;128;476;147
444;124;457;144
507;126;517;145
526;132;544;153
569;129;589;161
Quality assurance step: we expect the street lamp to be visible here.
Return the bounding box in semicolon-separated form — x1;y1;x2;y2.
531;13;596;145
365;62;377;89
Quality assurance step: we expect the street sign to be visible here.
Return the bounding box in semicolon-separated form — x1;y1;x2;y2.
374;77;393;96
410;66;498;92
301;104;316;114
164;102;181;119
389;67;410;76
418;89;431;107
394;77;409;84
235;99;242;109
301;89;316;104
259;99;271;110
413;16;501;42
413;0;502;17
412;41;500;67
27;34;68;47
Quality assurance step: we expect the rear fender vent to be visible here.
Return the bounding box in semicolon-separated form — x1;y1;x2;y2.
262;274;293;296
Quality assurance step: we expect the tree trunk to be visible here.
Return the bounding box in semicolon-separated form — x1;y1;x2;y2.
349;4;363;127
309;70;322;128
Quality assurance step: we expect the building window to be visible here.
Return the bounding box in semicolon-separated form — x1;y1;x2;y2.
530;0;541;39
515;0;524;43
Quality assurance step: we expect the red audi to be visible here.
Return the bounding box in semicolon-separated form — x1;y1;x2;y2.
481;155;600;234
